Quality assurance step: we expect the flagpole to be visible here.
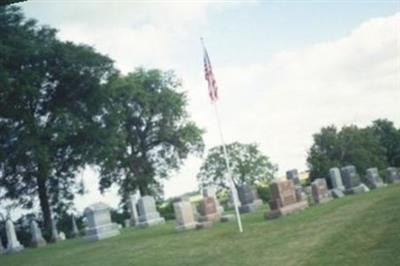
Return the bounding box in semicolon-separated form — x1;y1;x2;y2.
212;101;243;233
201;37;243;233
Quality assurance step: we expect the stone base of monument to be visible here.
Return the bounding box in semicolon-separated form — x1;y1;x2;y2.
198;213;220;222
365;181;386;189
195;221;212;230
220;214;235;223
31;239;46;248
315;197;332;204
330;189;345;198
137;216;165;228
265;200;309;220
6;244;24;254
85;223;120;242
176;222;197;231
345;184;370;195
239;199;263;213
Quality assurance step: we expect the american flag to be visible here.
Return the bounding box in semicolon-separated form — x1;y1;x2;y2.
202;41;218;101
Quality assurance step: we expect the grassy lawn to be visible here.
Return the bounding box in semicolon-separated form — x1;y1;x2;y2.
1;184;400;266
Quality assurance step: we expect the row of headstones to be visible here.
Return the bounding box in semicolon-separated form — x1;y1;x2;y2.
265;166;400;220
0;216;79;255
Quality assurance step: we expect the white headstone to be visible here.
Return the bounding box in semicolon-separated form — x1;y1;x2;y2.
84;202;120;241
137;196;165;228
30;220;46;248
5;220;24;253
59;232;66;241
329;167;345;190
173;201;197;231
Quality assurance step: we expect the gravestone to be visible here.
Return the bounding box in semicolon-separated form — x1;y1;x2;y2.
197;197;219;222
286;169;300;185
341;165;369;194
311;178;332;204
265;180;308;219
84;202;120;241
59;232;66;241
385;167;400;183
71;216;79;238
173;201;197;231
127;191;141;227
203;185;224;214
51;220;62;242
237;184;263;213
365;168;385;189
329;167;345;190
5;220;24;253
30;220;46;248
329;167;346;198
137;196;165;228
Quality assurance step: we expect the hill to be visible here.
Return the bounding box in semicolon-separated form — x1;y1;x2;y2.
1;184;399;266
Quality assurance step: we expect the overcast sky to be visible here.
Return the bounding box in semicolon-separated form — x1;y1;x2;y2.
14;1;400;214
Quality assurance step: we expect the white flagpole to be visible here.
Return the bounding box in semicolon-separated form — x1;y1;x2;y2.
212;101;243;233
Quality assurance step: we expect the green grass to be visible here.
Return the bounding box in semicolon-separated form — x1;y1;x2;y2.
1;184;400;266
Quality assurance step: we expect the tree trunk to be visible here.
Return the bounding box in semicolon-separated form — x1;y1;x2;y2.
37;175;52;236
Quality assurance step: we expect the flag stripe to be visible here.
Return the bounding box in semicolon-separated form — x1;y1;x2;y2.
203;44;218;101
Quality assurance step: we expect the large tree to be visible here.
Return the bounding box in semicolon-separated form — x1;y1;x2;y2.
197;142;277;189
369;119;400;167
307;124;388;184
0;6;115;234
96;68;204;201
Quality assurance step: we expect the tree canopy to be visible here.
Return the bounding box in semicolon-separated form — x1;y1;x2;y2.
197;142;277;189
95;68;204;201
307;119;400;184
0;6;116;234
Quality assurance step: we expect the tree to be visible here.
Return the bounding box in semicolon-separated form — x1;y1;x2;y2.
307;124;388;184
0;6;116;235
197;142;277;189
369;119;400;167
95;68;204;201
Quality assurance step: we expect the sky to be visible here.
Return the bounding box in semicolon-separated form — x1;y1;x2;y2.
9;0;400;215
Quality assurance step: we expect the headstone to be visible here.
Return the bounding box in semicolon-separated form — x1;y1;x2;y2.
329;167;345;191
385;167;400;183
331;189;345;198
237;184;263;213
137;196;165;228
197;197;219;222
51;220;62;242
311;178;332;204
173;201;197;231
203;185;224;214
5;220;24;253
286;169;300;185
30;220;46;248
365;168;385;189
265;180;308;219
59;232;66;241
127;191;141;227
84;202;120;241
71;216;79;238
341;165;368;194
124;219;131;228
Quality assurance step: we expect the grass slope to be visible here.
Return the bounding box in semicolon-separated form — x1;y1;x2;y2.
1;184;400;266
